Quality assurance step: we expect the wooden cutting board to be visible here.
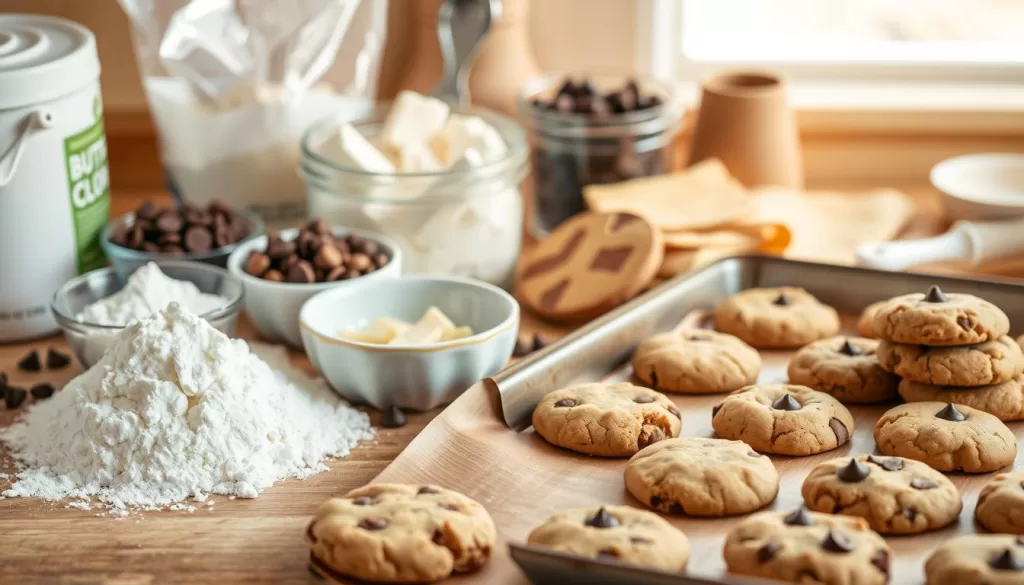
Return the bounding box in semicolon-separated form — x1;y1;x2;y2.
371;315;1024;585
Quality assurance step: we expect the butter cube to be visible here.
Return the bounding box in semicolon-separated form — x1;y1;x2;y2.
436;114;507;166
390;324;444;346
416;307;456;332
381;91;450;151
399;144;443;173
338;124;395;173
442;325;474;341
340;317;409;344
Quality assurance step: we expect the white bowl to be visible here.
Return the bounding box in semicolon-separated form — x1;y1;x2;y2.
299;275;519;411
227;226;402;347
931;153;1024;221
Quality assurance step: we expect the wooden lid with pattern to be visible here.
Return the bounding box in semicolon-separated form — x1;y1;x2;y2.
517;212;663;322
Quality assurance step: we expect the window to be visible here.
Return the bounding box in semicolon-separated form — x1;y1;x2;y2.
638;0;1024;111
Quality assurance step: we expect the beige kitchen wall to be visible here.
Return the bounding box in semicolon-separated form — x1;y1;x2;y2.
0;0;638;112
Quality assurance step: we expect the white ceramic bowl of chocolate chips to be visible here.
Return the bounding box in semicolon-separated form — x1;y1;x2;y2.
227;219;402;347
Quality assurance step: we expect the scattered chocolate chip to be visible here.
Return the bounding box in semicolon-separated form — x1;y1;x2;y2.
838;339;863;356
784;507;814;526
822;529;855;553
829;418;849;445
584;507;619;529
747;451;761;457
712;404;723;417
634;395;656;404
554;398;576;408
957;316;973;330
868;456;904;471
29;383;54;400
910;478;938;490
5;386;27;409
903;508;917;521
352;497;374;506
45;348;71;370
924;285;948;303
666;404;680;418
772;293;790;306
935;403;966;422
17;350;41;372
990;548;1024;571
381;405;407;428
871;549;890;575
512;336;533;357
358;518;388;531
771;394;801;411
757;542;781;563
837;458;872;482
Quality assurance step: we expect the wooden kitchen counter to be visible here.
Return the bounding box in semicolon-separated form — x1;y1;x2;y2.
0;183;970;584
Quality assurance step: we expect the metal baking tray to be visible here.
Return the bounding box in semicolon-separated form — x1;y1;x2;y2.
494;254;1024;585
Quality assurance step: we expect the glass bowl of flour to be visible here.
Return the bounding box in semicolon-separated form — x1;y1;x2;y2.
51;261;244;367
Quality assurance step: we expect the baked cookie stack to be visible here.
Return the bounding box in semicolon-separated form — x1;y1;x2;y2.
870;285;1024;422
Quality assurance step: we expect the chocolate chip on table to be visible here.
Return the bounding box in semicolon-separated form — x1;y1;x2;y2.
771;394;801;411
829;418;849;445
935;403;967;422
757;542;781;563
584;507;619;529
784;507;814;526
868;456;903;471
381;405;407;428
29;383;55;400
836;458;871;482
910;478;938;490
5;386;27;409
358;518;388;531
838;339;862;357
45;348;71;370
924;285;948;303
17;350;41;372
771;293;790;306
821;529;855;553
554;398;576;408
990;548;1024;571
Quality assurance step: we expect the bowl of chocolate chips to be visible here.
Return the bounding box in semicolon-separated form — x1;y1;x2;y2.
227;218;402;347
102;200;262;277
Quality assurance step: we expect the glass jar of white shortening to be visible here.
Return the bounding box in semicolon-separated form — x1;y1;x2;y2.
300;106;528;290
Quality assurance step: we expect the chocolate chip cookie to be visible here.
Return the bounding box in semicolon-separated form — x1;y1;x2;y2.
624;437;779;517
526;506;690;571
871;285;1010;346
878;336;1024;386
306;483;495;583
711;384;854;456
714;287;841;349
631;330;760;394
532;382;681;457
723;508;892;585
925;534;1024;585
873;402;1017;473
856;300;886;338
976;472;1024;534
802;455;961;534
787;336;899;404
898;375;1024;422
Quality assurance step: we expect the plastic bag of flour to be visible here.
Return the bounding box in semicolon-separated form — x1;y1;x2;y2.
119;0;384;224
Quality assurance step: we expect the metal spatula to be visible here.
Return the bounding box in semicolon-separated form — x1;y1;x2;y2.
432;0;502;105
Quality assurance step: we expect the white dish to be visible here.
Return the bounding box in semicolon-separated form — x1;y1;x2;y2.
299;275;519;411
227;226;403;348
931;153;1024;221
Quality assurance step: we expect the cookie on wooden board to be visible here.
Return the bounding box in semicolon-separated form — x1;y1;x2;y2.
925;534;1024;585
527;505;690;572
517;211;663;322
305;483;495;583
976;472;1024;535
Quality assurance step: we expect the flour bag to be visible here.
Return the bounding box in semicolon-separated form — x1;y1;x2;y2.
118;0;385;224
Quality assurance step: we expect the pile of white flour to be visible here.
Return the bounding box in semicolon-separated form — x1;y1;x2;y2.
1;303;374;511
78;262;227;326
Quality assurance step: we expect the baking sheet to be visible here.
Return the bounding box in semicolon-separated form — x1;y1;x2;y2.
373;255;1024;585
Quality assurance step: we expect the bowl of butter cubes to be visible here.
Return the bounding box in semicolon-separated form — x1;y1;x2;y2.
300;91;529;290
298;275;519;411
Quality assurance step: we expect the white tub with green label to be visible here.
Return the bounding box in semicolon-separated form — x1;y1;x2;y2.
0;14;109;342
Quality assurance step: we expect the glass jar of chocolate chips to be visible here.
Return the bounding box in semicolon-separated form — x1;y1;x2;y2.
518;73;683;236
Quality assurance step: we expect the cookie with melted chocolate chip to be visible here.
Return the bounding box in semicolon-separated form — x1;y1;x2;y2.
306;483;495;583
871;286;1009;346
925;534;1024;585
532;382;680;457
